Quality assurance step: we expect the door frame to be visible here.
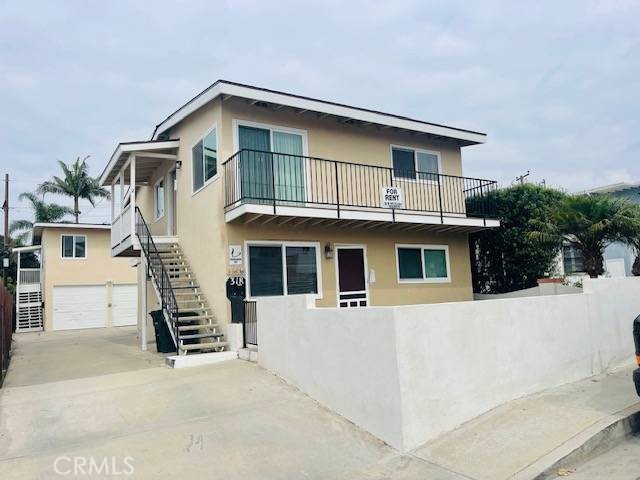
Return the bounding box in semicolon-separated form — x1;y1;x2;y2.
334;244;369;308
232;119;311;205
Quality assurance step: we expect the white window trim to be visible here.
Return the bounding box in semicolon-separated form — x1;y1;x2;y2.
154;177;165;221
244;240;322;300
60;234;88;260
395;243;451;284
232;119;309;156
191;122;220;196
390;144;442;184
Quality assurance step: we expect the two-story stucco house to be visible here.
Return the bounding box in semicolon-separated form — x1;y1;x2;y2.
99;80;499;356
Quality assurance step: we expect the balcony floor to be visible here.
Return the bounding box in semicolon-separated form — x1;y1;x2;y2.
225;202;499;233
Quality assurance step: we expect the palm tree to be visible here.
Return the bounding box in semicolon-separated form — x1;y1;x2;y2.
9;192;74;243
37;156;110;223
531;194;640;278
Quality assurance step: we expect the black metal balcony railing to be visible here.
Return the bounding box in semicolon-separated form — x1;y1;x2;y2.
223;149;498;220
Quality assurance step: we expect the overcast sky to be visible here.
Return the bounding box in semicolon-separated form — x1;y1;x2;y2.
1;0;639;231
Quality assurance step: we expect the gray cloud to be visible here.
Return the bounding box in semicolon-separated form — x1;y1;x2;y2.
1;0;639;227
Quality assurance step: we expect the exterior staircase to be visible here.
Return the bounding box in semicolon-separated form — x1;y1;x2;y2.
135;207;226;355
154;243;227;354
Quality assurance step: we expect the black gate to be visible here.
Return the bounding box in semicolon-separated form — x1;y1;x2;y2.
243;300;257;347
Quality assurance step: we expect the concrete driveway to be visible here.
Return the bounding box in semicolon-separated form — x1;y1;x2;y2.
0;328;461;479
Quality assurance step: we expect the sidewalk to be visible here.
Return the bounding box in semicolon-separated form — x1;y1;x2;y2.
411;365;640;480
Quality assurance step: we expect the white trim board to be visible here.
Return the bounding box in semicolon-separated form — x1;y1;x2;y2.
225;203;500;229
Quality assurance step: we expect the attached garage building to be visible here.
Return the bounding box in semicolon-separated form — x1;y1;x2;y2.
30;223;138;331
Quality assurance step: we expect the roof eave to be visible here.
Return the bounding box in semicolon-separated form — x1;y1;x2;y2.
151;80;487;146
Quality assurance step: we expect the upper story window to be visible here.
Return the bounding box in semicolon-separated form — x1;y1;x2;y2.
396;244;450;283
192;126;218;192
61;235;86;259
391;146;441;181
154;178;165;220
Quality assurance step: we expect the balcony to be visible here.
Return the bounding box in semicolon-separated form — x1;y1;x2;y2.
223;149;499;232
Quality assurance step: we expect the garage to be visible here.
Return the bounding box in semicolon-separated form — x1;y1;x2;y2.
52;283;138;331
112;284;137;326
53;285;108;330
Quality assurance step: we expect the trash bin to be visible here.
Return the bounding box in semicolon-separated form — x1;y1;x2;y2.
150;310;175;354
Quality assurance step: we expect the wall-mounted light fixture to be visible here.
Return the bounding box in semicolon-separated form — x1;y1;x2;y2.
324;243;334;259
176;161;182;170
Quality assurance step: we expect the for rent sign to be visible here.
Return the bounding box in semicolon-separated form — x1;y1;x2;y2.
381;187;404;209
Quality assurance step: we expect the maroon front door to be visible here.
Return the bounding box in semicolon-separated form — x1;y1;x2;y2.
337;247;368;307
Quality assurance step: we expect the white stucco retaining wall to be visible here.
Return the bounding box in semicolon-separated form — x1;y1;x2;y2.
257;278;640;452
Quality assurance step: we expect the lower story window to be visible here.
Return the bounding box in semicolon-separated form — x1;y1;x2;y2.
563;243;584;274
396;244;450;283
248;243;320;297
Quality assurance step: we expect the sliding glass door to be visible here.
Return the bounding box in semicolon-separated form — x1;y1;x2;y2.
238;124;306;204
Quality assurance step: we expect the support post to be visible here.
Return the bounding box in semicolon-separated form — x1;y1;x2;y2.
2;174;8;283
130;154;136;242
140;254;147;351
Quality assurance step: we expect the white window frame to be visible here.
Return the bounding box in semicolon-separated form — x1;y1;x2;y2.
232;119;309;156
395;243;451;284
244;240;322;300
154;177;165;220
390;145;442;183
60;234;88;260
191;122;220;196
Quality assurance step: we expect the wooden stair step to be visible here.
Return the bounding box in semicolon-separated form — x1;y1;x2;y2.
179;332;224;340
177;314;213;321
178;324;218;331
180;341;227;351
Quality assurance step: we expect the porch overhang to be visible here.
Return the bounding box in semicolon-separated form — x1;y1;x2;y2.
99;139;180;186
225;204;499;234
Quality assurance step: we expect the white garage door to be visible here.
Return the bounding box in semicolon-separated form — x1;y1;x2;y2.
112;284;137;326
53;285;107;330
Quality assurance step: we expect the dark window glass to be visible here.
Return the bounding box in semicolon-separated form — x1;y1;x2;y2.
203;129;217;182
397;248;423;279
62;235;74;258
192;140;204;191
74;236;86;258
424;249;447;278
286;246;317;295
249;246;283;296
563;244;584;273
392;148;415;179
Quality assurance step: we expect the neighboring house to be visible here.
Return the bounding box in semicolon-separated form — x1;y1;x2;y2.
557;182;640;278
13;223;137;332
98;80;500;355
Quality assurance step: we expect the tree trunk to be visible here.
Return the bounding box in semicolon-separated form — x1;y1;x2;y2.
583;250;604;278
74;197;79;223
632;255;640;277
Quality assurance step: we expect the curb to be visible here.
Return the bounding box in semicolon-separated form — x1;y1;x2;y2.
510;402;640;480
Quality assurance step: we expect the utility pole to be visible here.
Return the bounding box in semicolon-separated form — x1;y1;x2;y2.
515;170;530;185
2;174;8;285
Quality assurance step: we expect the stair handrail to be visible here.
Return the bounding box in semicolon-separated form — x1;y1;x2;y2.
134;206;179;354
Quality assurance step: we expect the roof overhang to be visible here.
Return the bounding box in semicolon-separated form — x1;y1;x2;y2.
12;245;42;253
582;181;640;195
32;222;111;245
99;139;179;186
152;80;487;146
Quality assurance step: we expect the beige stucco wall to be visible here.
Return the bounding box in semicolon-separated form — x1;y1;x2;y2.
226;225;473;308
41;227;137;330
133;98;475;325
